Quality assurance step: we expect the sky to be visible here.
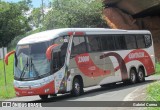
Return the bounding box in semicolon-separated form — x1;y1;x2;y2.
4;0;50;8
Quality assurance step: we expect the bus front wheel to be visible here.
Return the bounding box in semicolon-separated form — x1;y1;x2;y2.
39;95;48;100
71;78;84;96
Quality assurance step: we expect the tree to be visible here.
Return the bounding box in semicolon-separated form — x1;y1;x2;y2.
29;8;42;28
0;1;31;47
43;0;107;29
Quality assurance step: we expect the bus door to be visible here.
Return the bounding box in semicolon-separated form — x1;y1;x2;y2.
50;36;70;93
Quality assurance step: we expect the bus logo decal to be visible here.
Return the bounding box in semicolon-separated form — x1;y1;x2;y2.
128;52;144;59
78;56;89;63
124;49;155;75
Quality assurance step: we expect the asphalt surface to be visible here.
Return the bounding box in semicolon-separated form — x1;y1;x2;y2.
2;75;160;110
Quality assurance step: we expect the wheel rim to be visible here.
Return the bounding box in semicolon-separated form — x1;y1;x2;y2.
131;72;136;82
138;71;144;81
74;82;80;95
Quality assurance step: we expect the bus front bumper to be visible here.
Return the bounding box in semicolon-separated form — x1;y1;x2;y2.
14;81;55;96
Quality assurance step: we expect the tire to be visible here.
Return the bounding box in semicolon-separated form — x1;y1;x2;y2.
129;69;137;84
137;68;145;83
39;95;48;100
71;78;84;96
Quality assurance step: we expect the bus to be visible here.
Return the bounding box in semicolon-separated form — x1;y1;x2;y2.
5;28;155;100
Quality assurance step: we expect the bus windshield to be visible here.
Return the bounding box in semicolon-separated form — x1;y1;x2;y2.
14;36;69;80
14;42;51;80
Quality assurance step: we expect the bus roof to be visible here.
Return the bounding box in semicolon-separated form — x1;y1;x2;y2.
17;28;151;45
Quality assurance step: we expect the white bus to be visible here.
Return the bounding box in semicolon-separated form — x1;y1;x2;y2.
5;28;155;100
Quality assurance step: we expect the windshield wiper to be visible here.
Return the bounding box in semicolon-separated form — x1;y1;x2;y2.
20;58;29;80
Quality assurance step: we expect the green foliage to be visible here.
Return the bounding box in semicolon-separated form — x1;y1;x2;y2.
18;0;32;11
147;82;160;101
146;82;160;110
0;1;32;47
0;55;15;99
43;0;107;29
155;63;160;74
29;8;43;28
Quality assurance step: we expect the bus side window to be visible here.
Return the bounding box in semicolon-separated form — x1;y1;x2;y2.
114;35;126;50
71;36;87;57
144;35;152;48
136;35;146;48
86;36;101;52
125;35;137;49
101;35;115;51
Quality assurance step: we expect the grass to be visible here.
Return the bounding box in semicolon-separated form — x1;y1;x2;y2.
147;82;160;101
146;82;160;110
146;63;160;110
0;55;15;99
155;63;160;74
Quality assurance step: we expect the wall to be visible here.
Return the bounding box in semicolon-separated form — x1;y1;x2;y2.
103;0;160;61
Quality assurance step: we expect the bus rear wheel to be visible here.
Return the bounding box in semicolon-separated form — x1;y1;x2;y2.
71;78;84;96
129;69;137;84
137;68;145;83
39;95;48;100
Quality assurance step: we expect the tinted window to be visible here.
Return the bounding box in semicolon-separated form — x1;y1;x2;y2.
144;35;152;47
125;35;137;49
114;35;126;50
136;35;145;48
101;35;115;51
71;36;87;55
31;42;48;54
52;36;69;72
86;36;102;52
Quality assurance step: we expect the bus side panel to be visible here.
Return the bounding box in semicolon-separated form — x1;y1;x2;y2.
116;49;155;78
88;52;121;86
68;54;98;88
67;36;155;90
148;37;156;76
98;55;123;85
144;46;155;76
68;52;123;88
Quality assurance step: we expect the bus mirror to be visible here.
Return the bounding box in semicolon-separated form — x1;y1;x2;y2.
46;44;59;61
5;50;15;65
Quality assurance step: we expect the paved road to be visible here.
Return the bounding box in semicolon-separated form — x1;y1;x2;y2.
3;75;160;110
